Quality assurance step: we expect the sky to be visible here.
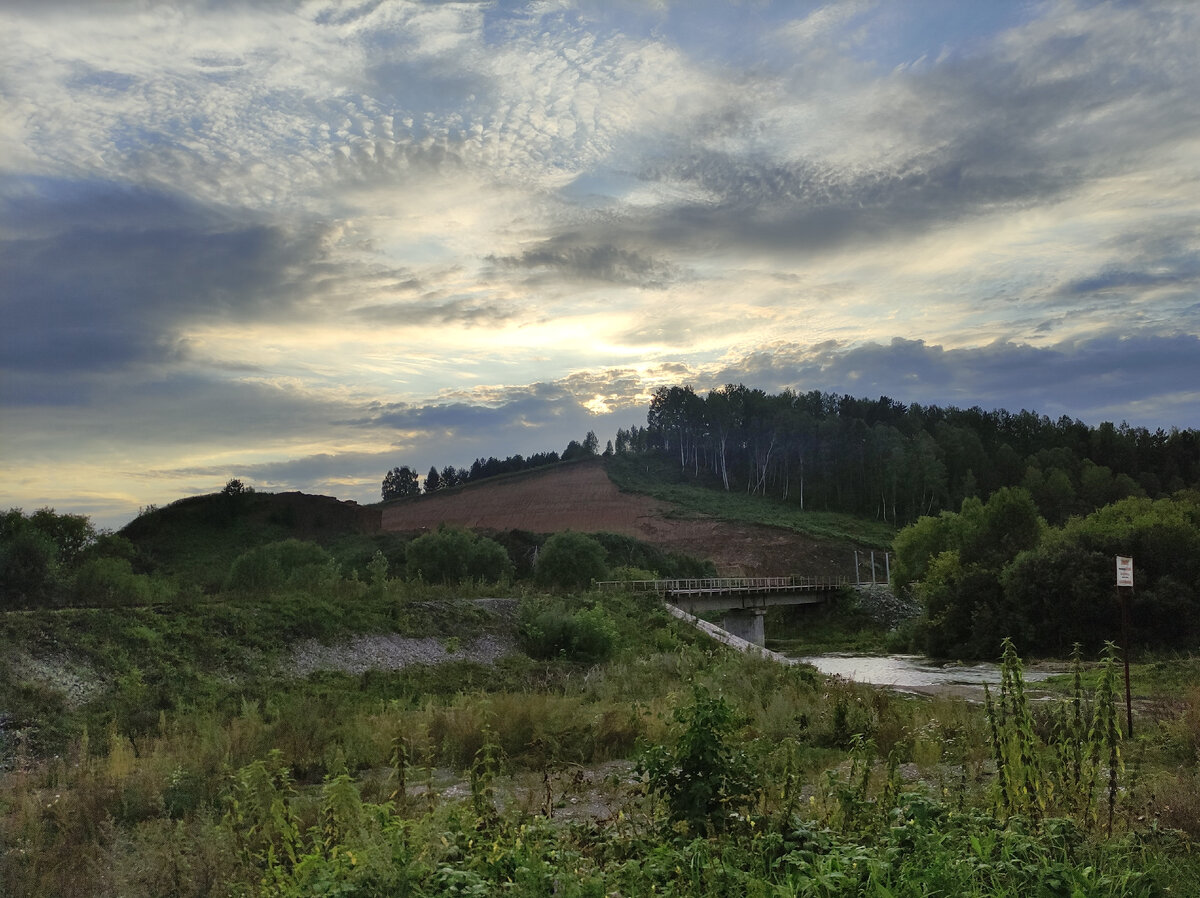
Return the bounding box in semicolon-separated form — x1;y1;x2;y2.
3;0;1200;530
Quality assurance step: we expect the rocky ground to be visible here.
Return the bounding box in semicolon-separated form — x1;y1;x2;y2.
287;631;517;677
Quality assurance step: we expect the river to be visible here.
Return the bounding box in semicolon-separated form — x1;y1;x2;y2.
794;653;1056;698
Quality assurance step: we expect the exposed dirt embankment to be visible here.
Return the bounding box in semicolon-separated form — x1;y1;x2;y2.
382;461;856;577
382;462;668;534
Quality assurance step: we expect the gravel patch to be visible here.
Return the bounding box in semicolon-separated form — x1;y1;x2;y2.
287;632;517;678
10;650;104;708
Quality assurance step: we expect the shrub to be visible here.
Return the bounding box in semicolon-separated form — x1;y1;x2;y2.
72;557;170;606
465;534;514;583
225;539;332;593
638;685;754;833
609;565;658;582
405;526;514;584
0;524;60;606
590;531;715;579
534;531;608;589
1;506;100;606
518;599;618;662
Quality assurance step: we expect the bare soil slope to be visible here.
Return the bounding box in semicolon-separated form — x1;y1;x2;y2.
381;460;856;577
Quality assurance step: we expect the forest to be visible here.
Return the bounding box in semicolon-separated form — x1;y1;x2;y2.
623;384;1200;525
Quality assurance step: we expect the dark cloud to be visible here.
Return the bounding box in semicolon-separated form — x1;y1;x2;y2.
1;372;355;454
624;140;1070;258
1058;238;1200;299
352;295;514;327
351;376;645;465
712;333;1200;429
1060;268;1200;297
359;384;587;433
0;177;331;376
488;241;679;289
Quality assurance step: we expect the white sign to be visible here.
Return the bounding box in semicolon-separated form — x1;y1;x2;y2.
1116;556;1134;587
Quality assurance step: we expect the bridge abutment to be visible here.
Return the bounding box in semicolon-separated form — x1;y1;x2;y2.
721;608;767;647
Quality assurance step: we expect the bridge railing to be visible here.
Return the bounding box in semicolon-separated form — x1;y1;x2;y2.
594;575;850;594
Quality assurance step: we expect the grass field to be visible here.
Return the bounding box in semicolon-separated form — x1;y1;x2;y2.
606;455;896;549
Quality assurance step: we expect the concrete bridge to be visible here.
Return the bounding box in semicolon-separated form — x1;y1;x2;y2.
595;576;849;646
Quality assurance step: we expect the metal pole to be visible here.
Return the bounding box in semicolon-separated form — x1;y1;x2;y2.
1121;586;1134;738
885;552;890;584
870;551;876;584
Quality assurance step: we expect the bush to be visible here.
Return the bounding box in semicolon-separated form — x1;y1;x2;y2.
534;531;608;589
518;599;618;662
225;539;333;593
1;506;100;606
72;557;171;606
639;685;754;833
0;524;60;606
405;526;514;584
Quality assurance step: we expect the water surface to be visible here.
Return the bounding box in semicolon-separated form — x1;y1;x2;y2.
795;653;1053;694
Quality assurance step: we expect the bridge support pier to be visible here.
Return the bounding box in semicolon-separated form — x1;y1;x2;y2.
722;608;767;647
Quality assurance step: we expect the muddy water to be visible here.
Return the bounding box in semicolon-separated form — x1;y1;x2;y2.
794;653;1054;697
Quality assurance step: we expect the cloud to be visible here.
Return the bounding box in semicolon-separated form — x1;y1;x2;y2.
0;177;337;377
488;240;680;288
351;295;516;328
708;332;1200;429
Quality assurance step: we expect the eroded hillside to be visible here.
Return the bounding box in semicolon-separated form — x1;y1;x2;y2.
382;460;860;577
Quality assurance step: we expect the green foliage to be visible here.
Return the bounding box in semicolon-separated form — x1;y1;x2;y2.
1;508;171;609
984;640;1127;835
5;583;1200;897
1;507;101;606
0;521;60;605
634;382;1200;528
119;493;301;592
902;491;1200;656
404;525;514;584
957;487;1043;568
639;685;753;833
71;556;174;606
225;538;334;593
381;465;421;500
609;564;659;582
517;598;618;662
534;531;608;589
891;511;958;594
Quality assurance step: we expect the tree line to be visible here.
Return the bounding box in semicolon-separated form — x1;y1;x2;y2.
627;384;1199;525
382;431;607;500
893;489;1200;657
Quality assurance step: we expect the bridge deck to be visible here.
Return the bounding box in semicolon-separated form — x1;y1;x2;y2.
595;575;849;597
